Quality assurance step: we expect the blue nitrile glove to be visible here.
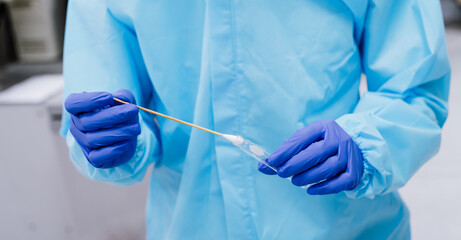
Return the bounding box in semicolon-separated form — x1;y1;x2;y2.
64;89;141;168
258;119;364;195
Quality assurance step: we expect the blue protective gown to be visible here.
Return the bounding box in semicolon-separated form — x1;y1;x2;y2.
61;0;450;239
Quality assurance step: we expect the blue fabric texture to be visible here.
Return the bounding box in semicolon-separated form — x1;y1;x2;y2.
61;0;450;239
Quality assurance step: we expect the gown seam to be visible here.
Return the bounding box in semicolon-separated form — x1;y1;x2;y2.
229;1;258;240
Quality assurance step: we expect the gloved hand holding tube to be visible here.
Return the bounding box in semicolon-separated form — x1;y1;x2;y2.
64;89;141;168
258;119;364;195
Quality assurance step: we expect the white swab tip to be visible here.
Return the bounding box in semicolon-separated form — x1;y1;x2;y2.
222;134;244;146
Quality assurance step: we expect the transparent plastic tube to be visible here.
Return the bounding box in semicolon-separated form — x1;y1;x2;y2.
223;134;310;189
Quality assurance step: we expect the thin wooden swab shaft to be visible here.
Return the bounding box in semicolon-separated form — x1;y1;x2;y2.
113;97;223;137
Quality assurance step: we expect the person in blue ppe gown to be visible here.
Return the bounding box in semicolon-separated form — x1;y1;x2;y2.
61;0;450;239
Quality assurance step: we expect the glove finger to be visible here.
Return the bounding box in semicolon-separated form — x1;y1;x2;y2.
72;104;139;132
258;160;277;175
65;92;114;115
69;120;92;157
267;121;325;168
306;138;363;194
113;89;137;104
306;172;356;195
291;153;346;187
276;139;337;178
72;123;141;149
88;139;137;168
69;120;90;147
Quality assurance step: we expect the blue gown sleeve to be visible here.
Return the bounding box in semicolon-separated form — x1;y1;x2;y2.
336;0;451;198
60;0;161;186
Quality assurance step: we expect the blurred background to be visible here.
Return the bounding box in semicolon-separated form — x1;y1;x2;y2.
0;0;459;239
